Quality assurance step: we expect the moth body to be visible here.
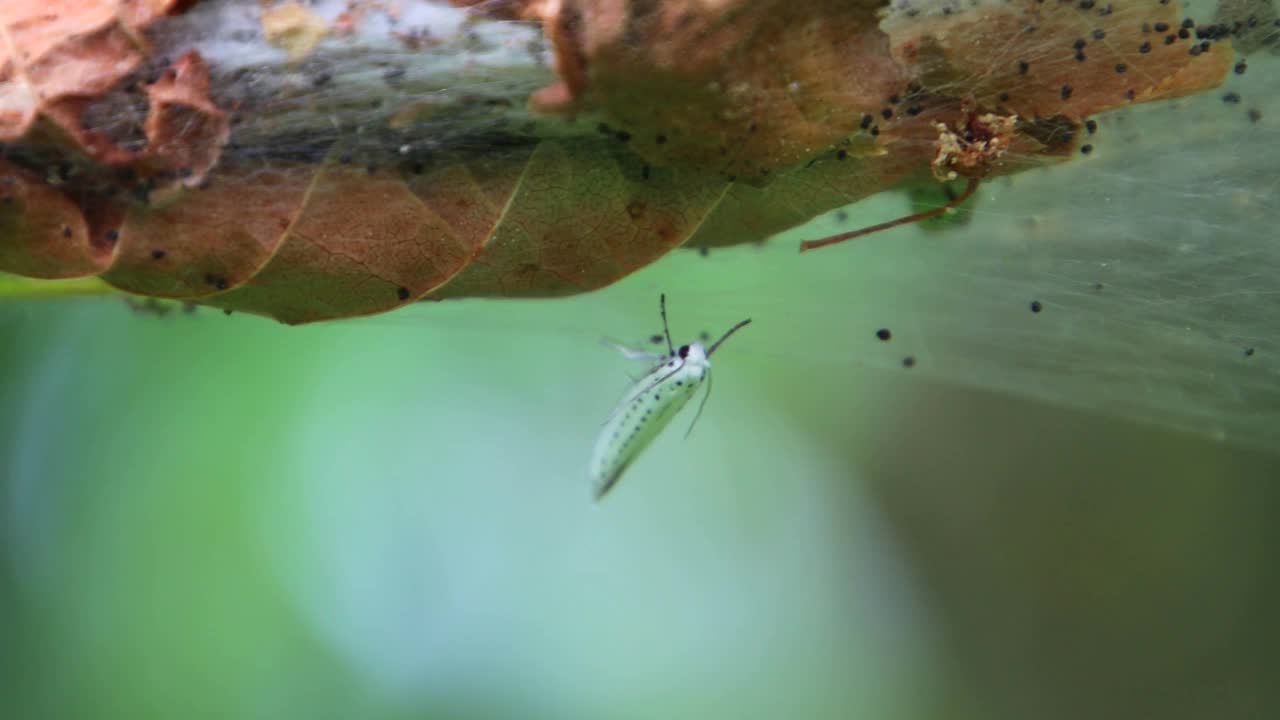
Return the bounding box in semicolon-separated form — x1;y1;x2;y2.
590;343;709;499
589;295;750;501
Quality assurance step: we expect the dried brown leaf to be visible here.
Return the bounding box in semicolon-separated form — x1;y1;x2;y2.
0;0;1234;322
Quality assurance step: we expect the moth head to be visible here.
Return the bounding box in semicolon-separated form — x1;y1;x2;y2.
681;343;710;366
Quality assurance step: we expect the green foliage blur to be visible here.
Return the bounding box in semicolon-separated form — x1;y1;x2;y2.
3;224;1277;719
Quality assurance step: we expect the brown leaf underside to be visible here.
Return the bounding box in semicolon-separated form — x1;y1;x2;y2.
0;0;1230;323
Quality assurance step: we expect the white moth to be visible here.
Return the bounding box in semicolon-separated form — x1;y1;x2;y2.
590;294;751;501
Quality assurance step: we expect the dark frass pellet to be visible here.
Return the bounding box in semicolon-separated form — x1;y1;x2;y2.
1030;300;1044;313
876;328;892;341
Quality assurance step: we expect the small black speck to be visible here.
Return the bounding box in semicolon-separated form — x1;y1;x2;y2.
902;356;916;368
1154;22;1169;32
1018;60;1030;74
1164;34;1176;45
223;309;233;316
105;229;119;242
1247;108;1262;123
1181;18;1194;30
1080;144;1093;155
1092;29;1105;40
1030;300;1043;313
836;149;848;160
397;286;411;300
907;105;923;115
1085;119;1098;134
1139;41;1151;54
215;278;229;291
1075;51;1087;62
1114;63;1127;74
1178;27;1190;39
998;93;1010;102
876;328;891;341
1223;92;1241;104
881;107;893;120
1073;38;1087;50
650;334;665;345
698;247;710;257
1234;62;1247;75
61;226;73;238
151;249;166;260
1125;89;1136;100
1244;347;1255;357
889;94;901;104
860;114;873;129
870;126;880;136
1061;85;1073;100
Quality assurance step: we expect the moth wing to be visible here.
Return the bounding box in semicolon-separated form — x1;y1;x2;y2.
600;360;685;427
593;456;635;501
600;338;666;362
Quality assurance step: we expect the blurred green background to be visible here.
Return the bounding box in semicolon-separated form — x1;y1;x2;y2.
3;233;1277;719
4;12;1280;716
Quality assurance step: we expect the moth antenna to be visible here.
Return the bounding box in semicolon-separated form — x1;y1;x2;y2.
799;177;980;253
684;369;712;439
707;318;752;356
659;293;675;357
